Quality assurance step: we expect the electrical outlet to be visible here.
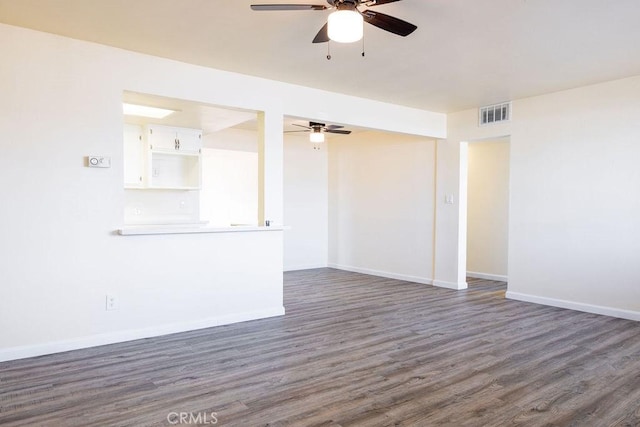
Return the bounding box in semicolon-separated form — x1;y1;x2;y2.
105;294;117;311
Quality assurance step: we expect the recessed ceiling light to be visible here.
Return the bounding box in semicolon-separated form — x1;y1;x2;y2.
122;103;176;119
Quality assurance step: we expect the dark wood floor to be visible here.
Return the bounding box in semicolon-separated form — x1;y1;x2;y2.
1;269;639;426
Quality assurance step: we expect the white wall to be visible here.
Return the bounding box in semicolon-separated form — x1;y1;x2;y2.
0;24;283;362
328;132;436;284
0;23;445;361
447;75;640;320
124;189;201;225
204;129;329;271
204;127;259;153
507;76;640;318
201;129;260;226
467;140;510;281
200;148;259;226
283;135;328;271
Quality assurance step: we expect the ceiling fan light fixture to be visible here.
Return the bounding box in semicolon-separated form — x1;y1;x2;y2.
328;9;363;43
309;131;325;143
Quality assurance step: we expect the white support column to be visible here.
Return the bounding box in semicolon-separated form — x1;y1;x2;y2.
257;110;284;226
433;139;468;290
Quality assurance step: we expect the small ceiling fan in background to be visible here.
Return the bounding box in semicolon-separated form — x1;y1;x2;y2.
285;121;352;143
250;0;417;46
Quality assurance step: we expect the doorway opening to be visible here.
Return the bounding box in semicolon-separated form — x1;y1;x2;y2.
465;136;510;287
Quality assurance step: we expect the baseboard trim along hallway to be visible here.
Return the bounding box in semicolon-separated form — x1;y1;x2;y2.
506;291;640;322
328;263;432;285
467;271;508;282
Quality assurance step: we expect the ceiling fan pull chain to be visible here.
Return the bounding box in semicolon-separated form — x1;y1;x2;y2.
362;31;365;57
326;41;332;60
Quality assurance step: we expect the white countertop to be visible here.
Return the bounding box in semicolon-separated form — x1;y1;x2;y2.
118;224;287;236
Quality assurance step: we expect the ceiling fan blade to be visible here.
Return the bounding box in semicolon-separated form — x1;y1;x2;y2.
361;10;417;37
312;23;330;43
325;124;344;130
284;130;311;133
250;4;327;11
292;123;312;130
366;0;402;6
326;129;352;134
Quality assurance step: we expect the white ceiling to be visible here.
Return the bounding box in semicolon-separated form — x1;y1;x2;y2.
123;91;257;134
1;0;639;113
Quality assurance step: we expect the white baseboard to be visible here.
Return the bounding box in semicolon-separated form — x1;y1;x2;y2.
328;263;433;285
0;306;285;363
506;291;640;322
433;279;468;290
284;263;328;272
467;271;508;282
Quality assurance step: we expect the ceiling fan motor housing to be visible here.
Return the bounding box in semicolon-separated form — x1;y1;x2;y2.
309;121;326;131
328;0;355;6
330;0;359;10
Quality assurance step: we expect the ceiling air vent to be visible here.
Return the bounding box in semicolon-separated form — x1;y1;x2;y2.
479;102;511;126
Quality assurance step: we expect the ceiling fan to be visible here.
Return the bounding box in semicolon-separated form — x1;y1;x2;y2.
250;0;417;44
286;121;352;143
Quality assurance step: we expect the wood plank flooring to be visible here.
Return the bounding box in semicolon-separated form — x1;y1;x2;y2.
1;268;639;426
